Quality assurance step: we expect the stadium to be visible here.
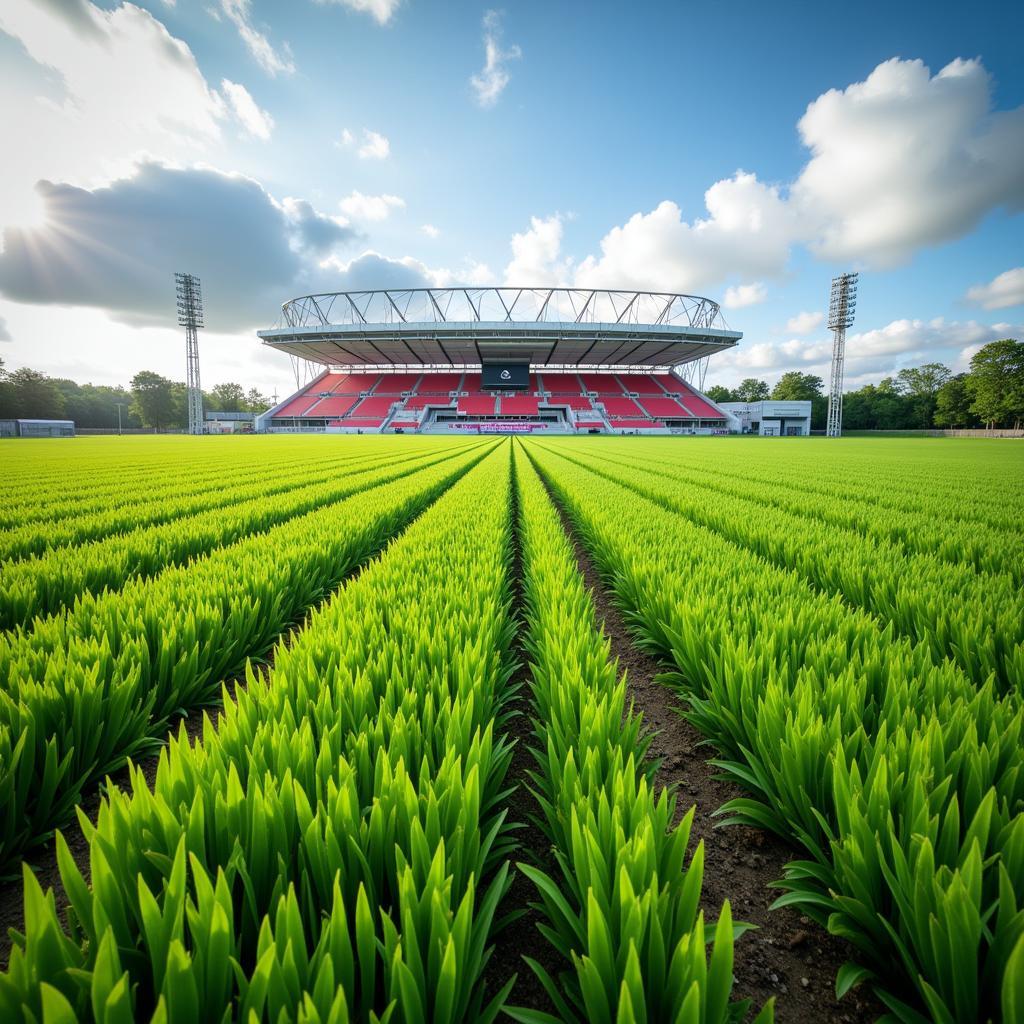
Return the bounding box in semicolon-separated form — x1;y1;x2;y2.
255;286;742;434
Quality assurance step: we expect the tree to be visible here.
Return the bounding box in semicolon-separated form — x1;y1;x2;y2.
966;339;1024;428
245;387;272;412
734;378;770;402
895;362;951;428
704;384;734;403
0;367;66;419
934;374;981;428
209;382;246;412
130;371;177;430
771;372;824;402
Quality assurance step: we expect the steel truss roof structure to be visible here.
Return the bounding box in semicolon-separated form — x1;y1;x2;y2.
258;287;742;368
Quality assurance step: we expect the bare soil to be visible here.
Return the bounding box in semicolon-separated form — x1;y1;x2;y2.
541;479;882;1024
484;465;561;1018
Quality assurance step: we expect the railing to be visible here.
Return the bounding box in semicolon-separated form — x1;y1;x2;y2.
276;288;727;332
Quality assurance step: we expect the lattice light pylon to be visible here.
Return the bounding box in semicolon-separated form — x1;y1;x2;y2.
826;272;858;438
174;272;205;435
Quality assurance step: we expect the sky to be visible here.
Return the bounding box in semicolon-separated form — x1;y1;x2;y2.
0;0;1022;399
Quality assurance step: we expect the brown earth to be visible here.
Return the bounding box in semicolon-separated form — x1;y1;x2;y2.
539;475;883;1024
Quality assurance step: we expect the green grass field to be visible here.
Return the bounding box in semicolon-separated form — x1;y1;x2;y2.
1;435;1022;1024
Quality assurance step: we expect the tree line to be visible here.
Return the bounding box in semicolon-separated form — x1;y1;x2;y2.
0;361;275;431
705;338;1024;430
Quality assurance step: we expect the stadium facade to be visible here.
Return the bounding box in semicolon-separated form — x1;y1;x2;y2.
256;287;742;434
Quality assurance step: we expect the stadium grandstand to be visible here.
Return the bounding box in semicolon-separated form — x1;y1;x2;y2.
256;288;741;434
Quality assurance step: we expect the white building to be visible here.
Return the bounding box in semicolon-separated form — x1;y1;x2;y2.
719;400;812;436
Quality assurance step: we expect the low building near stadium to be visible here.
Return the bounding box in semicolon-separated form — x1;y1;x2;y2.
718;400;812;436
0;418;76;438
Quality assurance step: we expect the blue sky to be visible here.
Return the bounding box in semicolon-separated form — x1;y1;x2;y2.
0;0;1021;397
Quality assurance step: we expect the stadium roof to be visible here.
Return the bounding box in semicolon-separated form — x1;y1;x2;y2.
258;287;742;368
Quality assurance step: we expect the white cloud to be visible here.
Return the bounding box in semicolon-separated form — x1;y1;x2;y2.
504;214;573;285
846;317;1016;358
421;224;441;238
470;10;521;108
570;57;1024;298
336;128;391;159
965;267;1024;310
785;310;824;334
220;79;274;140
707;316;1023;390
723;282;768;309
0;0;228;226
338;191;406;222
313;0;402;25
791;57;1024;267
575;175;794;293
0;316;11;343
218;0;294;76
0;162;356;330
357;130;390;160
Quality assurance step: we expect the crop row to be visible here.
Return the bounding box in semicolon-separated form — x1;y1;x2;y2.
0;442;430;541
538;441;1023;696
624;439;1023;533
0;442;487;629
1;444;519;1023
523;440;1024;1023
509;447;768;1024
0;443;494;874
558;440;1022;583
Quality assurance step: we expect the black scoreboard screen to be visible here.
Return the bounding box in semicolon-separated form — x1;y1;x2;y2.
482;363;530;390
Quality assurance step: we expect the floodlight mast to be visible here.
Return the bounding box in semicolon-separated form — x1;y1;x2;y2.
826;272;858;438
174;272;205;435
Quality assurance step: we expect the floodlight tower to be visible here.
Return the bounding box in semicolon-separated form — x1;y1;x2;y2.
826;271;858;438
174;272;205;435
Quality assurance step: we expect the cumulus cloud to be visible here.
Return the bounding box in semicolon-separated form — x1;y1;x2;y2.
339;191;406;222
965;267;1024;310
281;197;358;254
504;214;573;285
0;163;355;330
421;224;441;238
0;0;228;224
785;310;824;334
791;57;1024;267
708;316;1022;389
576;175;794;293
218;0;294;76
569;57;1024;296
470;10;521;108
335;128;391;159
221;79;274;140
313;0;402;25
0;316;11;343
723;282;768;309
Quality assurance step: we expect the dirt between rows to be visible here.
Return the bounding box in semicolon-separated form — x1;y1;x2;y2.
542;484;883;1024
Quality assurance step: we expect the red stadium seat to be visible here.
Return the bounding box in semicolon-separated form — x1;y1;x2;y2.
637;396;688;417
539;372;585;394
544;395;593;410
620;374;667;394
499;396;541;415
306;395;358;417
403;395;453;410
349;396;396;417
334;374;381;394
417;372;463;393
609;418;665;429
374;373;421;393
600;395;644;417
580;373;625;393
458;395;497;415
